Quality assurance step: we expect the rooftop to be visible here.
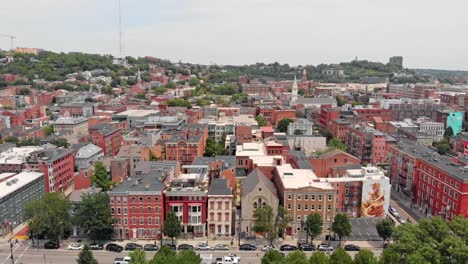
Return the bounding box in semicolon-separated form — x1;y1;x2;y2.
0;146;44;164
208;178;232;196
76;144;102;159
54;116;88;125
0;171;44;199
236;142;267;157
69;187;102;203
109;174;165;194
116;109;159;117
276;163;334;190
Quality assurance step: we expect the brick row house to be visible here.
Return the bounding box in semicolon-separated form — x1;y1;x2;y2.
88;123;123;156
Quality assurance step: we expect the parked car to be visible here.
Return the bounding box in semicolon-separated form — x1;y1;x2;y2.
161;244;177;250
239;244;257;251
280;244;297;251
344;244;361;251
318;244;334;252
68;243;84;250
388;206;400;218
143;244;159;251
125;243;143;251
213;244;230;251
44;241;60;249
177;244;194;251
298;243;315;251
113;256;131;264
261;245;276;252
195;243;212;251
106;243;124;252
89;243;104;250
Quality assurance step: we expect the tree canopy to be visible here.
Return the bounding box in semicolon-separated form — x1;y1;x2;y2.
253;205;291;246
255;115;268;127
25;192;71;242
331;214;352;246
167;99;192;108
276;118;294;133
91;161;113;191
306;213;323;243
376;218;395;244
164;211;181;246
77;245;98;264
72;193;114;242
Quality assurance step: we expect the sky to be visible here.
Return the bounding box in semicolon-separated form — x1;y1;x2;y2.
1;0;467;70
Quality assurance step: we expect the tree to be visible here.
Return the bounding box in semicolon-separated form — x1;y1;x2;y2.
77;245;98;264
276;206;292;239
382;217;468;264
306;213;323;243
153;87;168;95
167;99;192;108
376;218;395;245
129;249;148;264
329;248;353;264
25;192;71;243
321;128;333;143
164;211;181;246
255;115;268;127
253;205;278;246
165;82;175;89
285;250;308;264
309;251;329;264
329;138;346;151
91;161;113;191
4;136;18;143
335;96;346;107
204;137;228;157
50;137;69;148
444;126;454;138
353;249;378;264
331;214;352;246
196;98;210;106
436;142;451;155
177;249;202;264
44;125;54;136
73;193;114;242
276;118;294;133
136;93;147;100
151;245;177;264
262;250;284;264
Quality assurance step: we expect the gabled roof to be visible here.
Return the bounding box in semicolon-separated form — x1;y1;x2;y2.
242;168;276;196
317;149;359;160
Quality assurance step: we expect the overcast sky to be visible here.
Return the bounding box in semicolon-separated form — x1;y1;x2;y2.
1;0;467;70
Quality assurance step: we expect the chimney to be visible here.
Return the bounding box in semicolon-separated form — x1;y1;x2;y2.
145;184;150;190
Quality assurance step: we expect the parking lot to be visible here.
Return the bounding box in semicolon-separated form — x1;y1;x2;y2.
348;218;381;241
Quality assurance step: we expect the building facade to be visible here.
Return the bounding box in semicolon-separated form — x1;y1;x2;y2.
89;123;122;156
207;178;233;237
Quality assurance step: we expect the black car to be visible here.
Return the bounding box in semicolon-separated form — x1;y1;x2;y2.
280;244;297;251
125;243;143;251
298;243;315;251
143;244;159;251
44;241;60;249
239;244;257;251
89;243;104;250
105;243;123;252
177;244;194;251
344;244;361;251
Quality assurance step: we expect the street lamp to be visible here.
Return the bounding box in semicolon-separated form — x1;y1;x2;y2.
237;217;242;246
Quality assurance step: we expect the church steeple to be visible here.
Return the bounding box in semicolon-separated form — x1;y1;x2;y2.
302;68;307;82
291;75;298;104
137;68;142;85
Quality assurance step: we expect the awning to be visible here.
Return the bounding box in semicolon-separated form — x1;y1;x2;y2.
14;226;29;240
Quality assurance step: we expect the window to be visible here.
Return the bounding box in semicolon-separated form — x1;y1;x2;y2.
318;195;322;201
140;207;144;213
218;202;222;210
217;213;222;221
328;195;332;201
148;218;152;225
287;194;292;200
124;208;127;215
132;197;136;203
140;217;144;225
148;207;152;213
297;194;302;200
311;205;315;210
334;159;337;163
110;197;114;204
111;208;115;214
147;197;152;203
124;218;128;225
318;205;322;211
327;205;331;211
297;204;301;210
454;193;458;199
304;194;308;200
225;201;230;210
287;204;291;210
304;205;308;210
225;213;229;221
117;197;121;204
132;217;136;225
123;197;127;204
155;217;160;224
155;207;159;214
444;186;448;194
311;195;315;201
210;202;214;210
297;215;301;221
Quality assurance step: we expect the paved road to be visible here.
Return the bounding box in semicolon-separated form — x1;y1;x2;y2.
0;244;383;264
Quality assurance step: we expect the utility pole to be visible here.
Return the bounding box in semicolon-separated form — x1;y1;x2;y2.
0;33;16;51
9;240;14;264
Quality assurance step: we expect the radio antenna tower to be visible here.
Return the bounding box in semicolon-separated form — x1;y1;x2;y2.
117;0;127;65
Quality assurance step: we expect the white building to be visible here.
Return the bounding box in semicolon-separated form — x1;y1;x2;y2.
287;118;313;136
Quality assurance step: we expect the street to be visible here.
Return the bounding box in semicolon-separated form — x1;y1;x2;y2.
0;243;383;264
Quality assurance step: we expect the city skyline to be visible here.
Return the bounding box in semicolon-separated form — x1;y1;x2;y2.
1;0;468;70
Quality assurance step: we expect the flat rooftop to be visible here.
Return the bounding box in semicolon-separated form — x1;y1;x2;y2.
0;171;44;199
236;142;267;156
116;109;159;117
276;164;334;190
0;146;43;164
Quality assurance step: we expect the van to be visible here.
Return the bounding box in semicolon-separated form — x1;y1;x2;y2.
113;256;131;264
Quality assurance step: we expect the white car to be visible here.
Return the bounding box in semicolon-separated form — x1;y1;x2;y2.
318;244;334;252
195;243;212;251
261;245;276;252
68;243;84;250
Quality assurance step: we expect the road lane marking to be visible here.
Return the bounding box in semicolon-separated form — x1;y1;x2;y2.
1;244;19;264
14;246;29;264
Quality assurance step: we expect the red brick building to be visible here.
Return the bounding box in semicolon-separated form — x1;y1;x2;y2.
164;124;208;166
235;125;253;144
241;83;270;97
27;148;75;194
330;119;352;142
89;123;122;156
317;105;340;128
389;139;468;219
309;149;361;178
1;110;26;126
108;174;165;240
273;109;296;126
352;107;393;122
346;125;395;165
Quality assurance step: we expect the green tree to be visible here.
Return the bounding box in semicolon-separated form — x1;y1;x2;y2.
164;211;181;246
177;249;202;264
44;125;54;136
335;96;346;107
167;99;192;108
262;250;285;264
50;137;69;148
276;118;294;133
306;213;323;243
196;98;210;106
329;138;346;151
444;126;454;138
203;138;228;157
309;251;329;264
353;249;378;264
376;218;395;245
25;192;71;243
285;250;308;264
331;214;352;246
321;128;333;142
165;82;175;89
129;249;148;264
91;161;113;191
136;93;147;100
276;206;292;239
436;143;451;155
253;205;291;246
188;78;200;87
76;245;98;264
153;87;168;95
4;136;18;143
73;193;114;242
329;248;353;264
151;245;177;264
255;115;268;127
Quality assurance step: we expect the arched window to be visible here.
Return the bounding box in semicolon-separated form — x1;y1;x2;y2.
258;198;262;207
262;202;266;207
253;202;257;209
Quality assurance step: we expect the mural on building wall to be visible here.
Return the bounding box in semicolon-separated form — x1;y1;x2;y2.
361;178;391;217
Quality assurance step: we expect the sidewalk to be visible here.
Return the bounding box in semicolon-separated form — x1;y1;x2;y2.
0;223;28;245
